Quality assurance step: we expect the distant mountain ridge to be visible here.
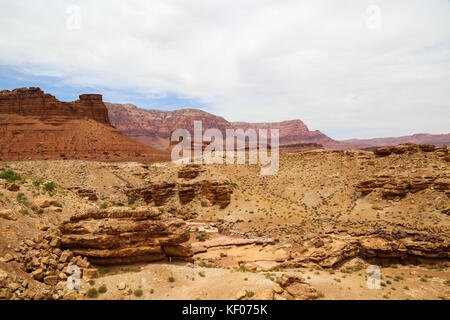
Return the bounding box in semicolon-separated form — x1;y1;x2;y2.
344;133;450;148
105;103;352;150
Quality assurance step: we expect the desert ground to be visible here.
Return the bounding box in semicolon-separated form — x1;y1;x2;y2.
0;144;449;300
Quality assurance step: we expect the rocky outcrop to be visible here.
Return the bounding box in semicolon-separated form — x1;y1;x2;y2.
281;232;450;269
0;88;169;161
0;231;87;300
356;173;449;199
247;274;318;300
373;143;441;157
134;179;232;209
178;164;205;179
131;165;232;209
0;87;109;124
68;188;98;201
59;207;193;265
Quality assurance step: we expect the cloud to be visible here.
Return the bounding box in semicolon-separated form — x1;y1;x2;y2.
0;0;449;139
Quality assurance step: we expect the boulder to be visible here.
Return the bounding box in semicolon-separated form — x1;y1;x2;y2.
0;209;16;221
59;207;191;264
277;274;318;300
34;197;57;208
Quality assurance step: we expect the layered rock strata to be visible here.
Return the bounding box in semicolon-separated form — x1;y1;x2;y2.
59;207;193;265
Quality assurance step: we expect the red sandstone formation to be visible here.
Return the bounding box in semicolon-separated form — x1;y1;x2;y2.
59;207;193;265
105;103;352;150
344;133;450;148
0;88;169;161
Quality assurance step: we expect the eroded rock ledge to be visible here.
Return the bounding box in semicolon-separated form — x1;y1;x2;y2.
132;178;232;209
59;207;193;265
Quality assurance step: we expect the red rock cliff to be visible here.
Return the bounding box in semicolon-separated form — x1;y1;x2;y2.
0;87;169;161
0;87;109;124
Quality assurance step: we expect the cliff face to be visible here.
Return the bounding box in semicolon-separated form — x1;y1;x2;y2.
0;88;109;124
59;207;193;265
106;103;350;150
344;133;450;148
0;88;169;161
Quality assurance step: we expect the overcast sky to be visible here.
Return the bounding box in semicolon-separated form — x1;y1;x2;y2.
0;0;449;139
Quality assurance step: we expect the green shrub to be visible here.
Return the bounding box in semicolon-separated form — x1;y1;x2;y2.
43;182;56;193
127;194;140;205
168;276;175;283
98;285;107;294
98;267;110;276
32;178;43;187
88;280;96;286
196;232;209;242
0;170;22;182
134;289;143;297
100;203;108;209
87;288;98;298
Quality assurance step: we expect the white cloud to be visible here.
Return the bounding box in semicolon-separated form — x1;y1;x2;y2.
0;0;449;139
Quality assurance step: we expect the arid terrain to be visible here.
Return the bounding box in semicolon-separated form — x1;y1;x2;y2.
1;143;449;300
0;87;448;301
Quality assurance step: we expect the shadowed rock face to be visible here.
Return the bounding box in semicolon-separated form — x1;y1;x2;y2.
59;207;193;265
0;87;169;161
134;179;232;209
356;144;450;200
130;165;233;209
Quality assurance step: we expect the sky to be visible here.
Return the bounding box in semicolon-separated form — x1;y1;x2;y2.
0;0;449;139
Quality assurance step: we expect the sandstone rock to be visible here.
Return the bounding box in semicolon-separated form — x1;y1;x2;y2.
373;147;393;157
59;207;191;264
31;268;44;280
7;183;20;191
59;250;73;263
82;268;98;279
34;197;57;208
272;284;284;294
124;288;132;295
117;282;126;290
278;274;318;300
0;209;16;221
357;172;448;198
178;164;205;179
3;253;14;262
163;245;193;258
236;288;247;300
0;288;12;300
7;282;20;291
133;179;232;208
43;275;58;286
0;88;169;161
72;188;98;201
62;291;79;300
419;144;436;152
252;289;274;300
